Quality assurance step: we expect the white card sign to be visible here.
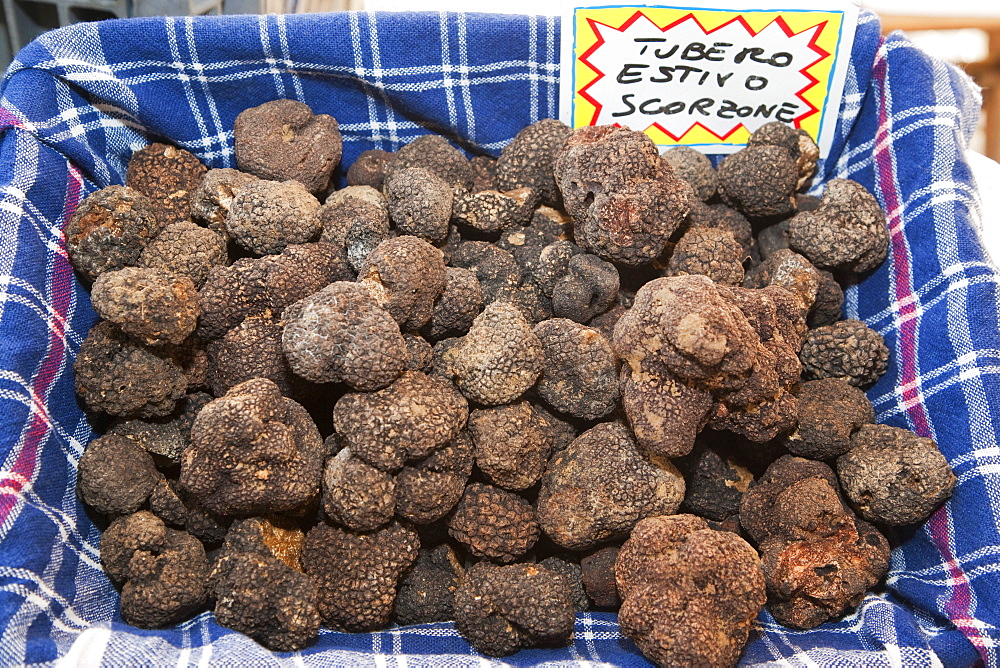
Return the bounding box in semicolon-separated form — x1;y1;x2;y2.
559;0;860;155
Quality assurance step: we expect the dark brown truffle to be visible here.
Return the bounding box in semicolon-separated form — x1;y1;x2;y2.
676;442;754;522
467;401;551;491
666;227;745;286
317;185;391;272
615;514;765;667
837;424;956;525
347;149;396;190
383;167;453;243
448;240;523;306
394;543;464;625
580;546;621;609
138;221;227;288
783;378;874;459
206;313;295;397
662;145;717;201
126;142;207;225
747;122;819;190
424;266;483;341
395;430;474;524
387;134;473;189
357;235;448;332
448;483;540;562
495;118;572;207
718;145;798;219
322;448;397;531
77;434;161;517
451;187;537;234
91;267;199;346
533;318;619;420
225;179;321;256
536;422;684;550
234;99;342;195
799;319;889;387
190;168;260;239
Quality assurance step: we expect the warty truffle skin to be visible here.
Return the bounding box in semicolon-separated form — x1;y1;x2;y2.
453;561;575;657
676;442;754;522
424;266;483;341
233;99;342;196
206;313;295;397
394;543;465;625
321;447;397;531
533;318;620;421
281;281;407;390
179;378;324;517
789;179;889;274
64;185;165;282
91;267;200;347
799;319;889;387
783;378;874;460
347;149;397;190
394;430;474;524
747;121;819;191
138;221;228;288
74;321;189;418
495;118;573;208
551;252;619;323
385;134;473;189
448;483;540;563
333;370;469;472
77;434;161;517
318;185;391;273
580;546;621;609
383;167;454;243
125;142;207;226
717;144;798;220
466;401;552;491
536;422;685;551
302;520;419;632
742;248;820;310
837;424;956;525
615;514;766;668
662;145;717;201
357;235;448;332
190;168;260;239
225;179;322;256
438;301;544;406
666;226;745;286
451;187;537;235
100;511;209;629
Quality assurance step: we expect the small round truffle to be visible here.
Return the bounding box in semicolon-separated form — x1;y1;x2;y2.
718;144;798;219
666;227;745;286
64;185;164;282
788;179;889;274
451;188;537;234
77;434;161;517
676;442;754;522
747;122;819;190
206;313;295;397
322;448;397;531
226;179;321;256
533;319;619;420
783;378;874;459
454;561;575;657
347;149;396;190
139;221;227;287
495;118;572;207
394;430;474;524
125;142;207;225
448;483;540;563
662;146;717;201
91;267;199;346
383;167;453;243
282;281;407;390
799;319;889;387
357;235;448;332
190;168;260;239
424;266;483;341
537;422;685;551
467;401;552;491
318;185;391;272
386;134;473;189
234;99;342;195
837;424;956;525
742;248;820;310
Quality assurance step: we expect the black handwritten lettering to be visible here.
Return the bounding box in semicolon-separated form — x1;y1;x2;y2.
734;47;792;67
611;94;636;117
698;71;710;85
753;104;776;118
617;64;648;84
639;98;664;114
776;102;799;122
716;72;734;87
734;47;764;65
673;65;700;83
745;75;768;91
690;98;714;115
718;100;737;119
650;66;673;83
654;45;680;59
770;52;793;67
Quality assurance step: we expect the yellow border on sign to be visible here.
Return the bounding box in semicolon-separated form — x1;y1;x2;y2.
573;6;844;147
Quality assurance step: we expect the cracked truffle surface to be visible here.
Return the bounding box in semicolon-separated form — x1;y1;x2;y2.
100;511;209;629
179;378;323;516
126;142;207;225
452;188;537;234
334;371;469;472
799;319;889;387
718;145;798;219
347;149;396;190
676;442;753;522
78;434;161;517
357;235;448;332
439;301;544;405
533;319;619;420
322;448;397;531
206;313;294;397
783;379;873;460
190;168;260;239
662;146;717;201
282;281;407;390
394;543;464;625
302;520;419;632
383;167;454;243
91;267;199;346
615;514;765;667
467;401;552;491
537;422;685;550
743;249;820;310
65;185;164;282
424;266;483;340
667;227;745;286
448;483;540;562
454;561;575;657
395;430;474;524
495;118;572;207
387;134;473;189
747;122;819;190
139;221;227;288
234;99;342;195
226;179;321;256
318;185;391;272
837;424;956;525
789;179;889;274
809;270;845;328
75;321;188;418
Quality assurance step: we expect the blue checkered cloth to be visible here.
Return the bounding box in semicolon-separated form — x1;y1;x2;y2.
0;9;996;667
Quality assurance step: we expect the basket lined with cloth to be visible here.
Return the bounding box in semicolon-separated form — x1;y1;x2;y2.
0;10;997;666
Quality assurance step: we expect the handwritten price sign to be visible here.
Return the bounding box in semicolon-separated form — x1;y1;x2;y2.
559;1;859;155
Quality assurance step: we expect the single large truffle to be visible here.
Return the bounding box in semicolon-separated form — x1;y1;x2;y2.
718;145;798;219
357;236;448;332
179;378;324;516
662;146;717;201
747;122;819;190
666;227;745;286
333;371;469;472
225;179;321;256
799;319;889;387
100;511;209;628
533;319;619;420
837;424;956;525
495;118;572;207
466;401;552;491
302;520;419;632
206;313;295;397
383;167;454;243
91;267;200;346
454;561;575;657
615;515;765;667
537;422;685;550
234;99;342;195
139;221;228;287
451;187;537;235
125;142;207;225
77;434;161;517
395;431;474;524
439;301;544;406
448;483;540;563
783;379;874;459
789;179;889;274
64;185;164;282
282;281;407;390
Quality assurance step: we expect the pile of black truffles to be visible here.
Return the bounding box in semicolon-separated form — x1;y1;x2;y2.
68;99;957;666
